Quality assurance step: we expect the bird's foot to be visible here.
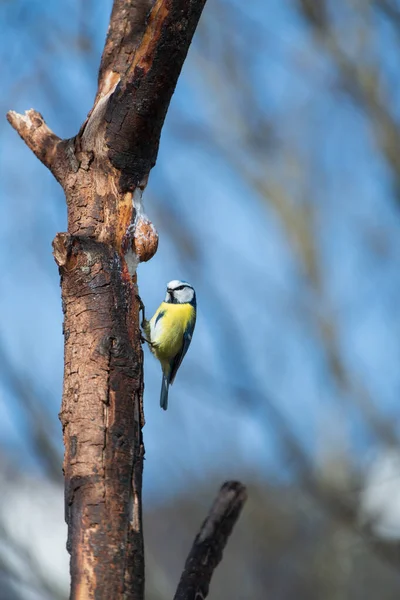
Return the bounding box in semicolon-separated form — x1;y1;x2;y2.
136;294;146;327
140;333;155;348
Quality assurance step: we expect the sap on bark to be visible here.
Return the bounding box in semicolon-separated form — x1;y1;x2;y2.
123;187;159;276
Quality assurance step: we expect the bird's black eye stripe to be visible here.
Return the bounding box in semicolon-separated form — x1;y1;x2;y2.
170;284;192;293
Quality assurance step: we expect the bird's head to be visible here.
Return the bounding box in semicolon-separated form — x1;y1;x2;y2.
165;280;196;305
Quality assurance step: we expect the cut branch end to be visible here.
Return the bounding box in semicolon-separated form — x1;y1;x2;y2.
7;108;63;178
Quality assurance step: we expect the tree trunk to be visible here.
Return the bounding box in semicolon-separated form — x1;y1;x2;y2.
7;1;247;598
57;234;145;599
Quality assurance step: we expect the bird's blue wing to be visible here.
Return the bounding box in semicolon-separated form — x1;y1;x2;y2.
169;318;195;384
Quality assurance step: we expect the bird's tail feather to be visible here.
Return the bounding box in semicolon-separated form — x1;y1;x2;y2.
160;373;169;410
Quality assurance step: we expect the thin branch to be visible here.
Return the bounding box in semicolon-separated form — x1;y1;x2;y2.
6;109;63;180
174;481;247;600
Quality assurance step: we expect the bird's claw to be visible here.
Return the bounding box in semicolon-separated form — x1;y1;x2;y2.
140;334;155;348
136;294;146;327
136;294;145;311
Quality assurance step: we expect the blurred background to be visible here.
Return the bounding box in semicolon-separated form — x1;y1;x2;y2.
2;0;400;598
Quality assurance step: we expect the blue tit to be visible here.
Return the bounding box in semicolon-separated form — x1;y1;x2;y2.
142;280;196;410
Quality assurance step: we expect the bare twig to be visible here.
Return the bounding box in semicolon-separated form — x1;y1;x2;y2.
174;481;247;600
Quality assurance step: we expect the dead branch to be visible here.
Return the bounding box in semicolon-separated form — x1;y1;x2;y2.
6;109;64;182
174;481;247;600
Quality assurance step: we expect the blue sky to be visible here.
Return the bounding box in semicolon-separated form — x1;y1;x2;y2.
1;0;400;504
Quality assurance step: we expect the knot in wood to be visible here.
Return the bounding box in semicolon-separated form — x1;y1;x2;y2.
53;232;73;267
133;215;158;263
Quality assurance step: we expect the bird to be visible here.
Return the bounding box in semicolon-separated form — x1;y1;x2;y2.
141;280;196;410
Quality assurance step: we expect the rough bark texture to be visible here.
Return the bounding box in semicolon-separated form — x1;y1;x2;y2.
7;1;207;598
104;0;209;192
57;235;145;599
174;482;247;600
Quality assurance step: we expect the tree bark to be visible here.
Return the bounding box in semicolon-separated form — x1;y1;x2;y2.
7;1;207;598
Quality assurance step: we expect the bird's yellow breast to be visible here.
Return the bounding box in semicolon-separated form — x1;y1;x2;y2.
150;302;195;361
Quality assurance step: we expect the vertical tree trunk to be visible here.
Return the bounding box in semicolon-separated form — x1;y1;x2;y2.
7;1;207;597
57;235;145;599
7;1;248;598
